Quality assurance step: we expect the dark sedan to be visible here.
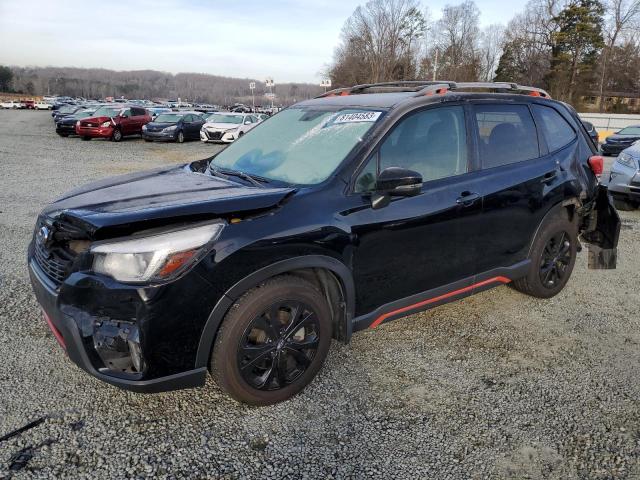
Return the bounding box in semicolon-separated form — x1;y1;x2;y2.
52;105;85;122
141;112;205;143
55;109;98;137
601;125;640;156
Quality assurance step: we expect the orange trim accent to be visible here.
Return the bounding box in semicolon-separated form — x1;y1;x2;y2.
368;276;511;328
43;311;66;349
339;91;350;96
529;91;542;97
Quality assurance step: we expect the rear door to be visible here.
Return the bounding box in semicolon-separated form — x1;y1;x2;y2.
471;102;572;272
119;108;133;135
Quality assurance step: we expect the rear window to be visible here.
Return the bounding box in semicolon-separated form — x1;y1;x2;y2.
532;105;576;152
618;126;640;135
474;104;539;168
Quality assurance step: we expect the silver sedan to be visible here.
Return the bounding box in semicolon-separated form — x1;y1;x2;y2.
608;143;640;210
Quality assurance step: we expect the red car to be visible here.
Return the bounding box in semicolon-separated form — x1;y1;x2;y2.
76;105;151;141
22;100;35;109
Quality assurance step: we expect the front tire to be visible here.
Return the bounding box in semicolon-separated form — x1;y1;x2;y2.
112;129;122;142
513;211;578;299
210;276;332;405
176;130;184;143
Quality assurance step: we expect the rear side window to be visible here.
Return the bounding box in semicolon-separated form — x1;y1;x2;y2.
532;104;576;152
132;107;146;116
379;106;468;182
474;104;539;168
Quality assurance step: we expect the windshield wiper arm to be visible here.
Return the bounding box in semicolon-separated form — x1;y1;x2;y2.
213;167;269;188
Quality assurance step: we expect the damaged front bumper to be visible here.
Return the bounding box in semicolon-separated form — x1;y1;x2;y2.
28;257;209;393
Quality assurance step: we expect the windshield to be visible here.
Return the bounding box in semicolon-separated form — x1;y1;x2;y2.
154;113;183;123
210;107;384;185
75;110;95;119
93;106;122;117
59;105;77;113
206;114;243;124
618;126;640;135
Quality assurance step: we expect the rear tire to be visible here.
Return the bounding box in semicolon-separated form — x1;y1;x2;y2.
210;276;332;406
512;210;578;299
613;198;637;211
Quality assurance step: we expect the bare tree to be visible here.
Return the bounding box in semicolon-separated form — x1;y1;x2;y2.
597;0;640;110
479;24;505;80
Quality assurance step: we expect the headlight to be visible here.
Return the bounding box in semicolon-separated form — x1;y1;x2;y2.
100;121;111;127
225;127;239;133
617;152;635;168
162;125;177;133
76;121;80;126
91;222;224;283
142;124;147;131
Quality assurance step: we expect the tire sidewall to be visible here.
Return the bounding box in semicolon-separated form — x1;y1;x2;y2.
212;279;332;405
112;129;122;142
526;213;578;298
177;131;184;143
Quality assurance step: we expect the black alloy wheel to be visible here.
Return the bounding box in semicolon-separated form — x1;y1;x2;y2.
210;275;332;405
539;231;571;288
237;300;320;391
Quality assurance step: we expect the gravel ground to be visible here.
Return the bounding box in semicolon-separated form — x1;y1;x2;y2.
0;110;638;479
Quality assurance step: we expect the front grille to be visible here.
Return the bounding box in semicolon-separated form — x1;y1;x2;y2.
206;131;223;140
33;219;78;286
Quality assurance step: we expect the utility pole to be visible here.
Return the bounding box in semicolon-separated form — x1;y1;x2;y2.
249;82;255;111
265;78;275;110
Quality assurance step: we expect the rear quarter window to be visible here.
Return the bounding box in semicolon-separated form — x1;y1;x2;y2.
532;104;576;152
473;104;540;168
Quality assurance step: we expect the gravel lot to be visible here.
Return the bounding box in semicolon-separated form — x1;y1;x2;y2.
0;110;638;479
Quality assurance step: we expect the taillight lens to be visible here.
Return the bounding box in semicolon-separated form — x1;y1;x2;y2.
588;155;604;175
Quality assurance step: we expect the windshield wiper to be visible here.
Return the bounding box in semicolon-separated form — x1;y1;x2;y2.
210;166;268;188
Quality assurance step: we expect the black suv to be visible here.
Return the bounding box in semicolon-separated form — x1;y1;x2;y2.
28;81;620;405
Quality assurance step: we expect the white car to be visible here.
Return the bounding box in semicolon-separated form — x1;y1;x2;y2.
200;112;260;143
0;100;24;109
35;101;52;110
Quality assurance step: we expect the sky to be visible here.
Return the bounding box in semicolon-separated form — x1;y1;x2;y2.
0;0;526;84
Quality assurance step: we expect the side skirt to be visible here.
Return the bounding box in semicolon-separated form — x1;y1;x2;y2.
352;260;530;331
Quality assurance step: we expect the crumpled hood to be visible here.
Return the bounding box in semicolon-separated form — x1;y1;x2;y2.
42;164;295;235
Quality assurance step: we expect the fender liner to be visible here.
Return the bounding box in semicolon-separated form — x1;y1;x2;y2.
194;255;356;369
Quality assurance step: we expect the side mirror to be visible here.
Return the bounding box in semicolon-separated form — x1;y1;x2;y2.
371;167;422;209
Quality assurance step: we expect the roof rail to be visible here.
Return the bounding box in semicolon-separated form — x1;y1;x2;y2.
315;81;456;98
415;81;551;98
316;80;551;99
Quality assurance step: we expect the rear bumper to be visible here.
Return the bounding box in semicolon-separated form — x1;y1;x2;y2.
76;125;114;138
28;258;208;393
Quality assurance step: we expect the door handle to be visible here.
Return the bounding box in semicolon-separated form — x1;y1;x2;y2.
456;191;480;207
541;171;558;184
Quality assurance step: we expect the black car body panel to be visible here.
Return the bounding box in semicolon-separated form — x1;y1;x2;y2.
28;89;621;393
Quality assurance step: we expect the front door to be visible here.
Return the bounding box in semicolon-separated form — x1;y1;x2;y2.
344;104;484;316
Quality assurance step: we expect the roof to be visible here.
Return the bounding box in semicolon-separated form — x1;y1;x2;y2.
295;81;552;110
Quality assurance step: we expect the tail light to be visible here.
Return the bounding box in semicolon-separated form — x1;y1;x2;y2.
588;155;604;175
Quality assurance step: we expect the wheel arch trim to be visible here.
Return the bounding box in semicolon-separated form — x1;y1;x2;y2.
194;255;355;369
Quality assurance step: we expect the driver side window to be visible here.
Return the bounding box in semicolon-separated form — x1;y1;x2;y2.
380;106;468;182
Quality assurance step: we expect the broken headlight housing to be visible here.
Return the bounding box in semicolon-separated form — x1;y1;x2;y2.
91;222;224;283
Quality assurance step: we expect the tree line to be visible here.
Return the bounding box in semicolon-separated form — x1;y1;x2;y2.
328;0;640;111
0;66;323;106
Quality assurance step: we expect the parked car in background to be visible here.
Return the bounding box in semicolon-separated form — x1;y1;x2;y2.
1;100;24;109
22;100;36;110
53;105;86;122
601;125;640;156
76;106;151;142
200;112;259;143
55;108;98;137
256;113;270;122
608;143;640;210
35;100;53;110
142;112;205;143
581;120;599;146
148;107;172;119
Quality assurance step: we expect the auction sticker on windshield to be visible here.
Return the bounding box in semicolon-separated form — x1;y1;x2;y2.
332;111;382;124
